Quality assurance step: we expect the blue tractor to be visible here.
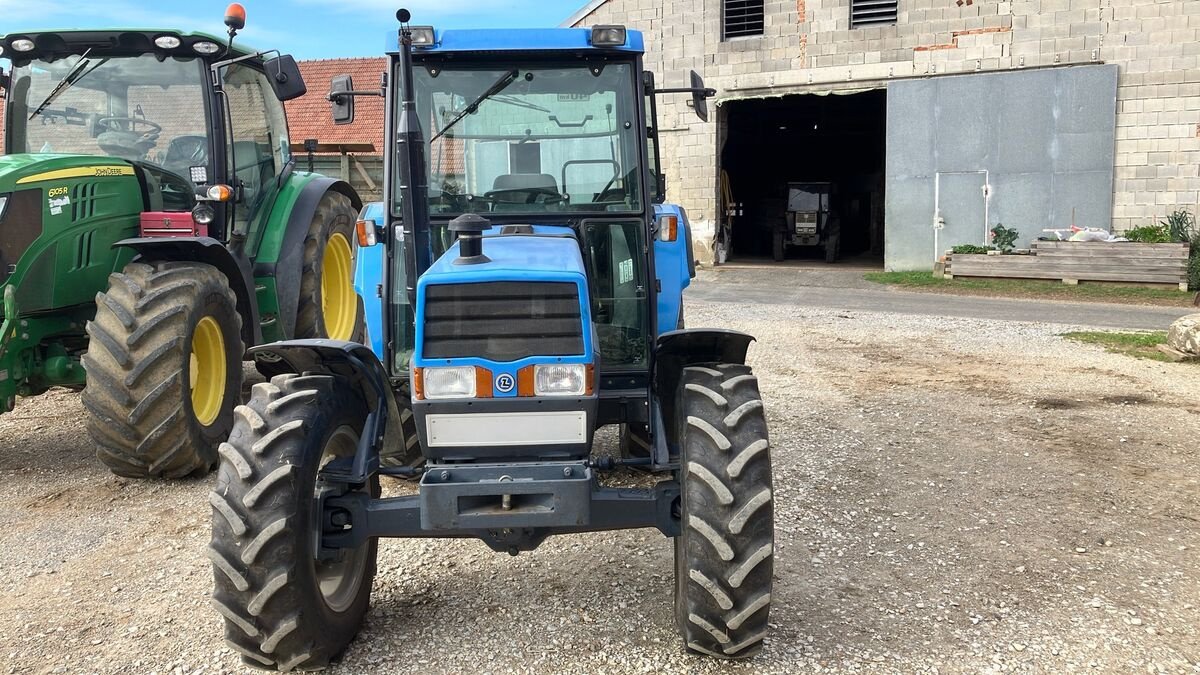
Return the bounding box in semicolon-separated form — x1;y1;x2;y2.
208;11;774;669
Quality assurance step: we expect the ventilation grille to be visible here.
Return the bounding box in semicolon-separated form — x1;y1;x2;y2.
723;0;765;39
851;0;899;28
71;182;99;221
422;282;584;362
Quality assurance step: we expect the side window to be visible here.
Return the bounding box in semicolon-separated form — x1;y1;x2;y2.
223;64;290;225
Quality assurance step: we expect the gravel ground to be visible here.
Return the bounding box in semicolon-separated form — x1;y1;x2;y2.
2;296;1199;674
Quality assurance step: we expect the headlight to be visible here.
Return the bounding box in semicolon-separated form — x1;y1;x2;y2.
193;41;221;55
534;364;586;396
424;366;476;399
154;35;182;49
11;38;35;53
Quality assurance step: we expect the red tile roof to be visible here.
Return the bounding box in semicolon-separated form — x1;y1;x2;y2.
287;57;387;152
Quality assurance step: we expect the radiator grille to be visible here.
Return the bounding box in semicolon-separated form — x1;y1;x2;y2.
423;282;584;362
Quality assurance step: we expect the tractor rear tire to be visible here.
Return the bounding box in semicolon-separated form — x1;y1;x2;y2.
673;364;773;658
295;190;363;343
209;374;377;671
83;261;243;479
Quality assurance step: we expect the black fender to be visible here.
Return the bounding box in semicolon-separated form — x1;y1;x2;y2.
115;236;262;348
653;328;755;456
248;339;399;485
255;177;362;340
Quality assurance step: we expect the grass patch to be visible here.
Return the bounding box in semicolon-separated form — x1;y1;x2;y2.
864;270;1195;307
1062;331;1176;362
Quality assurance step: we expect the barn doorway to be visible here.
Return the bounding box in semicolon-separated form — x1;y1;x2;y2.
719;90;886;264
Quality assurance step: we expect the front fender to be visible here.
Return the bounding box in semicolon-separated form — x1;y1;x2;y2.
653;328;755;450
252;173;361;340
115;236;261;347
249;339;400;484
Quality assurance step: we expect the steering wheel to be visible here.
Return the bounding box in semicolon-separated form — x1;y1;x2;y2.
96;116;163;136
483;186;567;205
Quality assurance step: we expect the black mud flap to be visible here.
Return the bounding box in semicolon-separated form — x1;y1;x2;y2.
653;328;755;457
249;339;402;484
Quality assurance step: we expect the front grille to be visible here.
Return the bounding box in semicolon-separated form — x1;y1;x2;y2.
423;281;584;362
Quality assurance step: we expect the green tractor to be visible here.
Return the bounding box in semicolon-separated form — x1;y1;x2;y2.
0;8;364;478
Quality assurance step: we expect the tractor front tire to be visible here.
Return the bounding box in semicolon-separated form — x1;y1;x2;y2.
673;364;774;658
296;190;363;342
210;374;377;671
771;230;785;262
83;261;243;479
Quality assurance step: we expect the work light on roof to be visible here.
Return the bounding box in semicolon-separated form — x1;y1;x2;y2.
192;41;221;55
409;26;435;46
154;35;182;50
10;38;35;53
590;25;627;47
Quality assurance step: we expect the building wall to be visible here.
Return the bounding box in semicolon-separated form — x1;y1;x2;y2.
570;0;1200;265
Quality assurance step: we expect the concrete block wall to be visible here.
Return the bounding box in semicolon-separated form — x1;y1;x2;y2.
571;0;1200;260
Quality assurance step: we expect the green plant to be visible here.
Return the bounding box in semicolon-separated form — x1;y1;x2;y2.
1124;224;1172;243
1162;208;1196;243
951;244;995;254
990;224;1019;252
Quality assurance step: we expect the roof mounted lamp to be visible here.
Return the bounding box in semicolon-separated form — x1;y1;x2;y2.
590;25;627;47
222;3;246;55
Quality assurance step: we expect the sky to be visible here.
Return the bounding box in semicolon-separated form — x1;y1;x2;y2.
0;0;590;60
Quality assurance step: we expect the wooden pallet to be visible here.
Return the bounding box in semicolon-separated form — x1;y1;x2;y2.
946;241;1190;291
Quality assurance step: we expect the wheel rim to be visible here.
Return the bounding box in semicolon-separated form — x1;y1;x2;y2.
321;232;356;340
315;426;369;613
189;315;226;427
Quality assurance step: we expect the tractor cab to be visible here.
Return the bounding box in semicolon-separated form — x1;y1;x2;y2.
1;26;305;239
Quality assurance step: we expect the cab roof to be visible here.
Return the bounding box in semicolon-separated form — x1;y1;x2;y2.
0;30;258;62
386;28;644;56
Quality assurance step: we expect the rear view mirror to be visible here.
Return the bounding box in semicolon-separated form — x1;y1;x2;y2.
330;75;355;125
264;55;307;102
690;71;710;123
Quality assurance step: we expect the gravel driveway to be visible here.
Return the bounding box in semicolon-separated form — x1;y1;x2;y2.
1;296;1198;674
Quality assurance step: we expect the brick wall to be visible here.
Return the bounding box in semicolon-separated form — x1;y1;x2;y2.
571;0;1200;259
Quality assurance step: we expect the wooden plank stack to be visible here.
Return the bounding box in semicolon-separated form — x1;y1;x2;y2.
946;241;1190;291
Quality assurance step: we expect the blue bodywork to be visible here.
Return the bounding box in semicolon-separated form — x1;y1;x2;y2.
411;231;595;396
355;208;695;361
388;28;645;55
653;205;696;332
355;202;388;359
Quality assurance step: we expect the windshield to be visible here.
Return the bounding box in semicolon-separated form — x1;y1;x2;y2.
7;54;210;181
405;60;644;218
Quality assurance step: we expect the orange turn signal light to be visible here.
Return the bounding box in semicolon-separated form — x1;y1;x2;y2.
659;215;678;242
356;219;378;247
206;184;234;202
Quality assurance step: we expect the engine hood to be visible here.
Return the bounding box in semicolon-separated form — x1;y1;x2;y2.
421;226;585;284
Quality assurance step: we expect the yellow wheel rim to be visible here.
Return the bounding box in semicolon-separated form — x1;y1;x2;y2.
322;232;356;340
190;315;227;427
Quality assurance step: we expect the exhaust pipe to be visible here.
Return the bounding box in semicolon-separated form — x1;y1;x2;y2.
449;213;491;265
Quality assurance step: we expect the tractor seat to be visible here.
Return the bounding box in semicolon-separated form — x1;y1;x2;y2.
492;173;558;194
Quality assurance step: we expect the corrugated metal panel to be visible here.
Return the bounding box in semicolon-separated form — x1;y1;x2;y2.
884;65;1119;271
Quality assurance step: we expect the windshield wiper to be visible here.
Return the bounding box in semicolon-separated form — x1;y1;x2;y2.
28;50;109;121
491;95;550;114
430;69;518;143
